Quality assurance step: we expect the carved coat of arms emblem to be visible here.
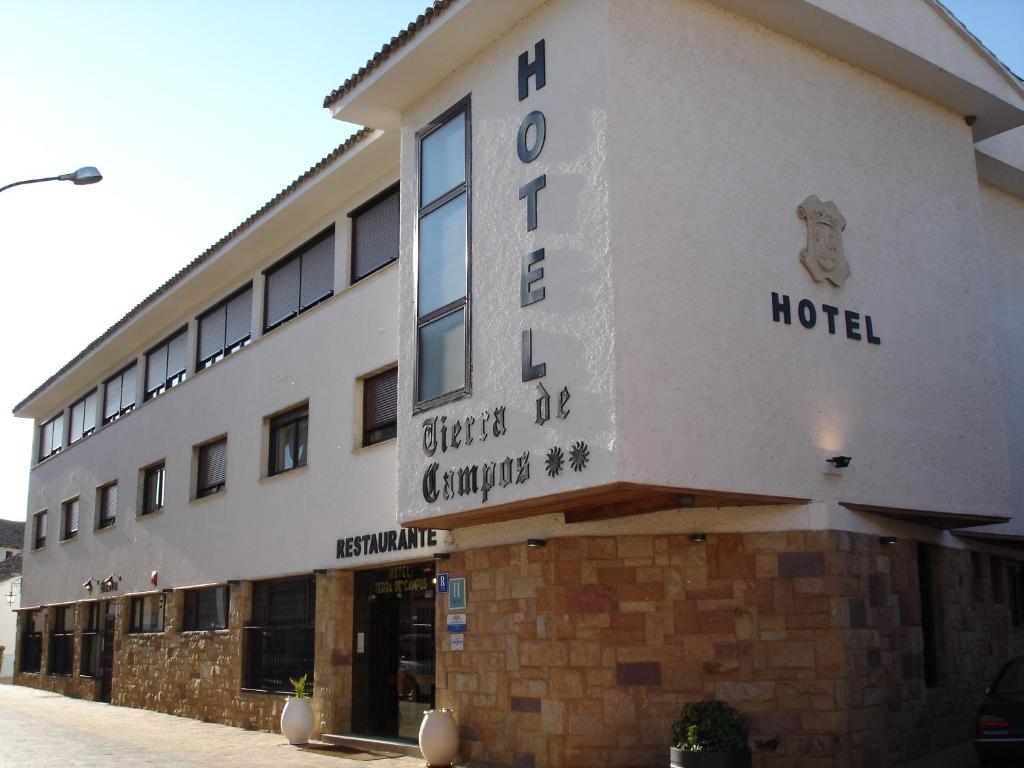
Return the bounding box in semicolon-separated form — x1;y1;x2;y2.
797;195;850;287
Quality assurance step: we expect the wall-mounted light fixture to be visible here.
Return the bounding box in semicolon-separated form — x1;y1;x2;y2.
879;536;897;546
227;579;240;586
527;539;546;548
826;455;852;469
82;579;93;593
434;552;450;560
678;495;696;508
690;533;707;543
161;588;174;594
313;568;327;575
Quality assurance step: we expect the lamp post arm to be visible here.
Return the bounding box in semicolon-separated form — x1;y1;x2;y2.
0;175;62;194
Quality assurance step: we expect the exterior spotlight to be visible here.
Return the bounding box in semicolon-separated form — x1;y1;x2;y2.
82;580;93;592
678;494;696;508
826;455;852;469
879;536;897;546
434;552;450;560
690;533;707;543
527;539;546;548
1;166;103;193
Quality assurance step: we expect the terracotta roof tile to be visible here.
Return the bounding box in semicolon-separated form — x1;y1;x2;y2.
14;128;373;415
323;1;455;110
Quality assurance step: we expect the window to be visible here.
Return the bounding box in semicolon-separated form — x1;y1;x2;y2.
416;98;471;408
263;227;335;332
918;544;939;687
38;413;64;461
351;184;399;283
80;603;99;677
183;586;230;631
97;482;117;530
196;438;227;498
144;327;188;401
128;594;165;633
1010;564;1024;629
243;576;315;694
363;367;398;446
60;498;79;541
103;363;137;424
20;610;43;673
197;284;253;370
32;510;47;549
268;406;308;476
69;390;98;443
48;606;74;675
141;463;166;516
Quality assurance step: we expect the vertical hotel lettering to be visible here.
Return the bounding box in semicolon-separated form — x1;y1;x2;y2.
518;40;548;382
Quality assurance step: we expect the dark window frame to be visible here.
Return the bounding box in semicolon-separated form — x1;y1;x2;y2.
243;575;316;695
32;509;47;550
262;226;336;333
60;497;79;542
80;603;100;677
195;437;228;498
268;405;309;477
38;412;64;462
47;605;75;676
69;389;98;444
103;363;138;424
196;282;254;371
349;182;400;284
182;585;230;632
144;326;188;402
141;462;166;516
128;593;165;634
20;610;43;673
363;367;398;447
97;482;117;530
414;95;473;413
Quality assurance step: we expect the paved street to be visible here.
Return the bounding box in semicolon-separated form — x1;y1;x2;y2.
0;684;426;768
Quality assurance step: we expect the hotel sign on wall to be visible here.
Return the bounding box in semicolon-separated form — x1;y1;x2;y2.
771;195;881;345
419;39;592;508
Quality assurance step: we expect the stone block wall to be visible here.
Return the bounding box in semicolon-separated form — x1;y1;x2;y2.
14;603;102;701
313;570;355;735
433;532;1024;768
840;537;1024;765
112;583;290;731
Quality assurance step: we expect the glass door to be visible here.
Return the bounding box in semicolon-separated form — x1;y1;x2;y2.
352;562;436;739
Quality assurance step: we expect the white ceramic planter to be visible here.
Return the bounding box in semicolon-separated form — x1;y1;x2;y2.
281;698;314;745
419;708;459;767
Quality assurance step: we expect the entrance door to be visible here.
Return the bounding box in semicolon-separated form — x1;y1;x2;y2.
352;562;436;739
99;607;115;703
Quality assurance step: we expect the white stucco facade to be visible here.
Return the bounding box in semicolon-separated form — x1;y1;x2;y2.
14;0;1024;611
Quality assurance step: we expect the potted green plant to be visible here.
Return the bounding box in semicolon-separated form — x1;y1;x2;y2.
280;673;314;745
670;700;752;768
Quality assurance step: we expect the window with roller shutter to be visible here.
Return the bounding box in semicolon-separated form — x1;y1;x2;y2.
363;367;398;446
197;284;253;370
61;497;79;541
350;184;399;283
263;226;334;332
103;363;137;424
38;412;64;461
69;389;98;443
144;327;188;401
97;482;117;529
196;437;227;498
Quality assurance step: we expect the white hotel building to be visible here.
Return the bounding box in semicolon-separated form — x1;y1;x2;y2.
12;1;1024;766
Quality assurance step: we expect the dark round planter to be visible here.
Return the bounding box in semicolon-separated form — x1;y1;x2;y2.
670;746;752;768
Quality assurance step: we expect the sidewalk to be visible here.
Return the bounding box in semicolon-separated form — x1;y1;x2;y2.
0;683;426;768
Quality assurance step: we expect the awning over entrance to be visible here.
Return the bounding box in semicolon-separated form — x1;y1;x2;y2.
404;482;809;530
954;530;1024;551
841;501;1011;530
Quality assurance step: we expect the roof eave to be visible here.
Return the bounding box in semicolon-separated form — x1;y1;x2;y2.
13;128;394;420
326;0;548;129
707;0;1024;142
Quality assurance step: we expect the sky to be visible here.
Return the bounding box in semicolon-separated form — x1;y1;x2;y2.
0;0;1021;525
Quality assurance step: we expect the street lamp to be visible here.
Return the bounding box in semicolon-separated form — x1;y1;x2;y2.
0;166;103;194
